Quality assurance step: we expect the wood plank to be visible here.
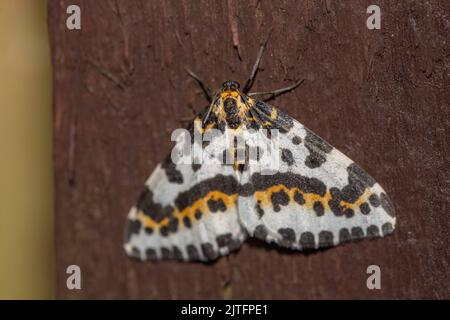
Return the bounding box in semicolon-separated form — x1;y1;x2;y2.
50;0;449;299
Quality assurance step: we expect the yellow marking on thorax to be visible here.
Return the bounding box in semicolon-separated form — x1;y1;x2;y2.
219;94;249;116
220;91;240;98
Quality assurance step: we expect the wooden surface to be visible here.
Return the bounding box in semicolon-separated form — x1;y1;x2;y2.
50;0;449;299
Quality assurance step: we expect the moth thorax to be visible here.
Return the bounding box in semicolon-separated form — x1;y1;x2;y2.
223;97;242;129
224;97;238;115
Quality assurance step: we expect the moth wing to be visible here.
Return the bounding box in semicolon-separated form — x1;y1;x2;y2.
124;116;246;262
238;99;396;250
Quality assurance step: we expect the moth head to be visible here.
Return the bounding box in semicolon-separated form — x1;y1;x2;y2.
221;80;240;92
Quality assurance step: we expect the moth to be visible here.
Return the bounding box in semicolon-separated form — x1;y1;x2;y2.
124;36;396;262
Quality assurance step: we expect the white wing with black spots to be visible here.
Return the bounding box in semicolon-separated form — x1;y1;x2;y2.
124;84;396;262
124;114;247;262
238;100;396;250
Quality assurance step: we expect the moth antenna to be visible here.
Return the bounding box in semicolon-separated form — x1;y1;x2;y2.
242;28;273;94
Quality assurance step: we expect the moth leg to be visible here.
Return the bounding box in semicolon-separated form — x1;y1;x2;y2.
248;78;305;102
185;67;213;103
242;30;272;94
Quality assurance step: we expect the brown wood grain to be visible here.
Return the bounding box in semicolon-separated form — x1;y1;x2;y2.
49;0;449;299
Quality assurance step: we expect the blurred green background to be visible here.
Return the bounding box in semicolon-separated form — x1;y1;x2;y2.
0;0;53;299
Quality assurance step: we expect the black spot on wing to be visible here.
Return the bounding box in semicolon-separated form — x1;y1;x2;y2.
254;225;268;240
187;245;200;261
159;226;169;237
216;233;241;252
293;191;305;205
382;222;394;236
161;247;173;260
344;208;354;218
351;227;364;240
304;128;333;169
136;187;175;224
183;216;192;228
255;201;265;218
271;189;290;212
366;225;380;238
328;187;344;217
194;209;202;220
360;202;371;215
299;232;315;249
318;231;334;248
207;198;227;213
304;152;327;169
369;193;381;207
216;233;233;247
339;228;351;243
292;135;302;145
172;246;184;261
278;228;296;247
281;148;295;166
313;201;325;216
145;248;157;261
167;217;178;233
201;243;218;260
125;218;141;242
161;154;184;184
